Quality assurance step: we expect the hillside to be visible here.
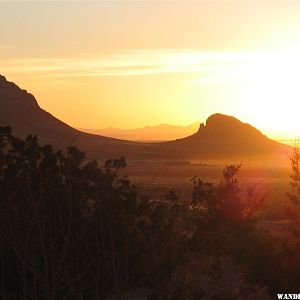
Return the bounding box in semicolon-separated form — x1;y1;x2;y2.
0;75;146;159
0;75;289;159
157;114;288;156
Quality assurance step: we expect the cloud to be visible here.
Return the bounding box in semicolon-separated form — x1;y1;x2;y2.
1;49;296;86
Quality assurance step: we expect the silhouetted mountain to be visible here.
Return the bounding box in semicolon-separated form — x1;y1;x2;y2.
0;75;289;159
0;75;144;158
79;123;199;142
0;75;79;144
158;113;288;155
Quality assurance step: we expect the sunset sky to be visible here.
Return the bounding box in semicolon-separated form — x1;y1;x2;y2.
1;1;300;139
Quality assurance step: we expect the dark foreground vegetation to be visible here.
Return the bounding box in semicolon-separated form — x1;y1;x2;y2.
0;126;300;299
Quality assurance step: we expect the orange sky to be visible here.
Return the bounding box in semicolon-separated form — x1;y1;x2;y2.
1;1;300;140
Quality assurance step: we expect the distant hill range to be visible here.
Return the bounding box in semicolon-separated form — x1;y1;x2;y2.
0;74;290;159
79;123;199;142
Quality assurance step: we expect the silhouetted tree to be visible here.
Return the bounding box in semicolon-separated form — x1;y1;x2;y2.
0;126;294;299
164;189;178;202
286;142;300;214
218;163;243;222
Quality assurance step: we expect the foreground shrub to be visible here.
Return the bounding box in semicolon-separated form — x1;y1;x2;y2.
0;126;299;299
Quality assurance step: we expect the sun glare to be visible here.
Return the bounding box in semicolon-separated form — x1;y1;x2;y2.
235;52;300;139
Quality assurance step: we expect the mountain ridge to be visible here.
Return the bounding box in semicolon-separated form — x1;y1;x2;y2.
0;74;290;159
157;113;286;155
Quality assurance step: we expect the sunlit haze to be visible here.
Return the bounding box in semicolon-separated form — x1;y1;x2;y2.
2;1;300;140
